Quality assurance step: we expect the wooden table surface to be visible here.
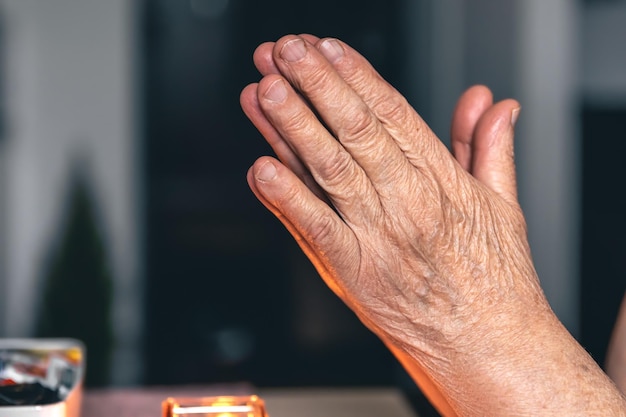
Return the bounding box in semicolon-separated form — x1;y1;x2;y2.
259;387;419;417
82;385;419;417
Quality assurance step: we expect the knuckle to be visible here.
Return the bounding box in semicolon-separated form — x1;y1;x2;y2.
298;67;333;97
305;209;338;244
318;150;358;188
338;103;379;143
279;108;313;135
276;180;304;208
375;93;410;123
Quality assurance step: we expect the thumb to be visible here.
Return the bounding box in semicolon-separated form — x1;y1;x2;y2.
471;99;521;206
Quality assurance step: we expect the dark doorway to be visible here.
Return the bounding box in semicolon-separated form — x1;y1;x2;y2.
141;0;408;388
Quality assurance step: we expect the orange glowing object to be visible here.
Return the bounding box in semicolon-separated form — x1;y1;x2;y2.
162;395;268;417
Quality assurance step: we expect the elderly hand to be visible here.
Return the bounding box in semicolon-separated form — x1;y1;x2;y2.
241;34;626;416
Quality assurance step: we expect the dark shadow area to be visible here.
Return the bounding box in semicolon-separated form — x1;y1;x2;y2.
140;1;442;413
580;104;626;368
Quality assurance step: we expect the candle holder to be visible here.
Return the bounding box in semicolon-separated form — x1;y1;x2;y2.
162;395;268;417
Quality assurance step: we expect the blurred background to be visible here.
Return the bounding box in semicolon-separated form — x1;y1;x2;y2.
0;0;624;413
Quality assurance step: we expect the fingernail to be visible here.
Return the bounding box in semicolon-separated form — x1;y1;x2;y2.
511;107;521;127
280;38;307;62
264;79;287;103
319;39;344;63
256;160;277;182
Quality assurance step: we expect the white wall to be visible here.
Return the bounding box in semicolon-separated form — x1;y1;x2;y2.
0;0;142;385
516;0;580;334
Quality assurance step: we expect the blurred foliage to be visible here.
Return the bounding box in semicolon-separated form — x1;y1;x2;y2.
36;171;114;387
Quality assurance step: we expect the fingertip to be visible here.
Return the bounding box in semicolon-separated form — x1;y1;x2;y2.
246;164;263;201
240;83;267;127
247;160;282;220
471;98;520;204
474;99;520;147
248;157;281;205
272;34;300;50
451;85;494;169
254;35;322;75
316;37;346;64
257;74;289;104
510;103;522;128
466;85;494;100
272;34;308;62
240;83;259;108
254;158;278;183
240;82;270;128
456;85;494;114
253;41;279;75
452;85;494;138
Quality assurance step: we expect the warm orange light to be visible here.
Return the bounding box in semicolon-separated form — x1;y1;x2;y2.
162;395;267;417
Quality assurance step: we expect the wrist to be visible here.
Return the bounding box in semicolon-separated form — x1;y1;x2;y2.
400;302;626;416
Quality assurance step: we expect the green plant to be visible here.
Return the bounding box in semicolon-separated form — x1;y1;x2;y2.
37;172;114;387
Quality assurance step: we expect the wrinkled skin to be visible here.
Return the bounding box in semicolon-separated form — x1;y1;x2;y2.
607;294;626;393
240;34;626;416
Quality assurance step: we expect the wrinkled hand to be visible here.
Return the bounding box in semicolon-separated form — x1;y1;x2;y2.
242;32;540;349
240;35;620;416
